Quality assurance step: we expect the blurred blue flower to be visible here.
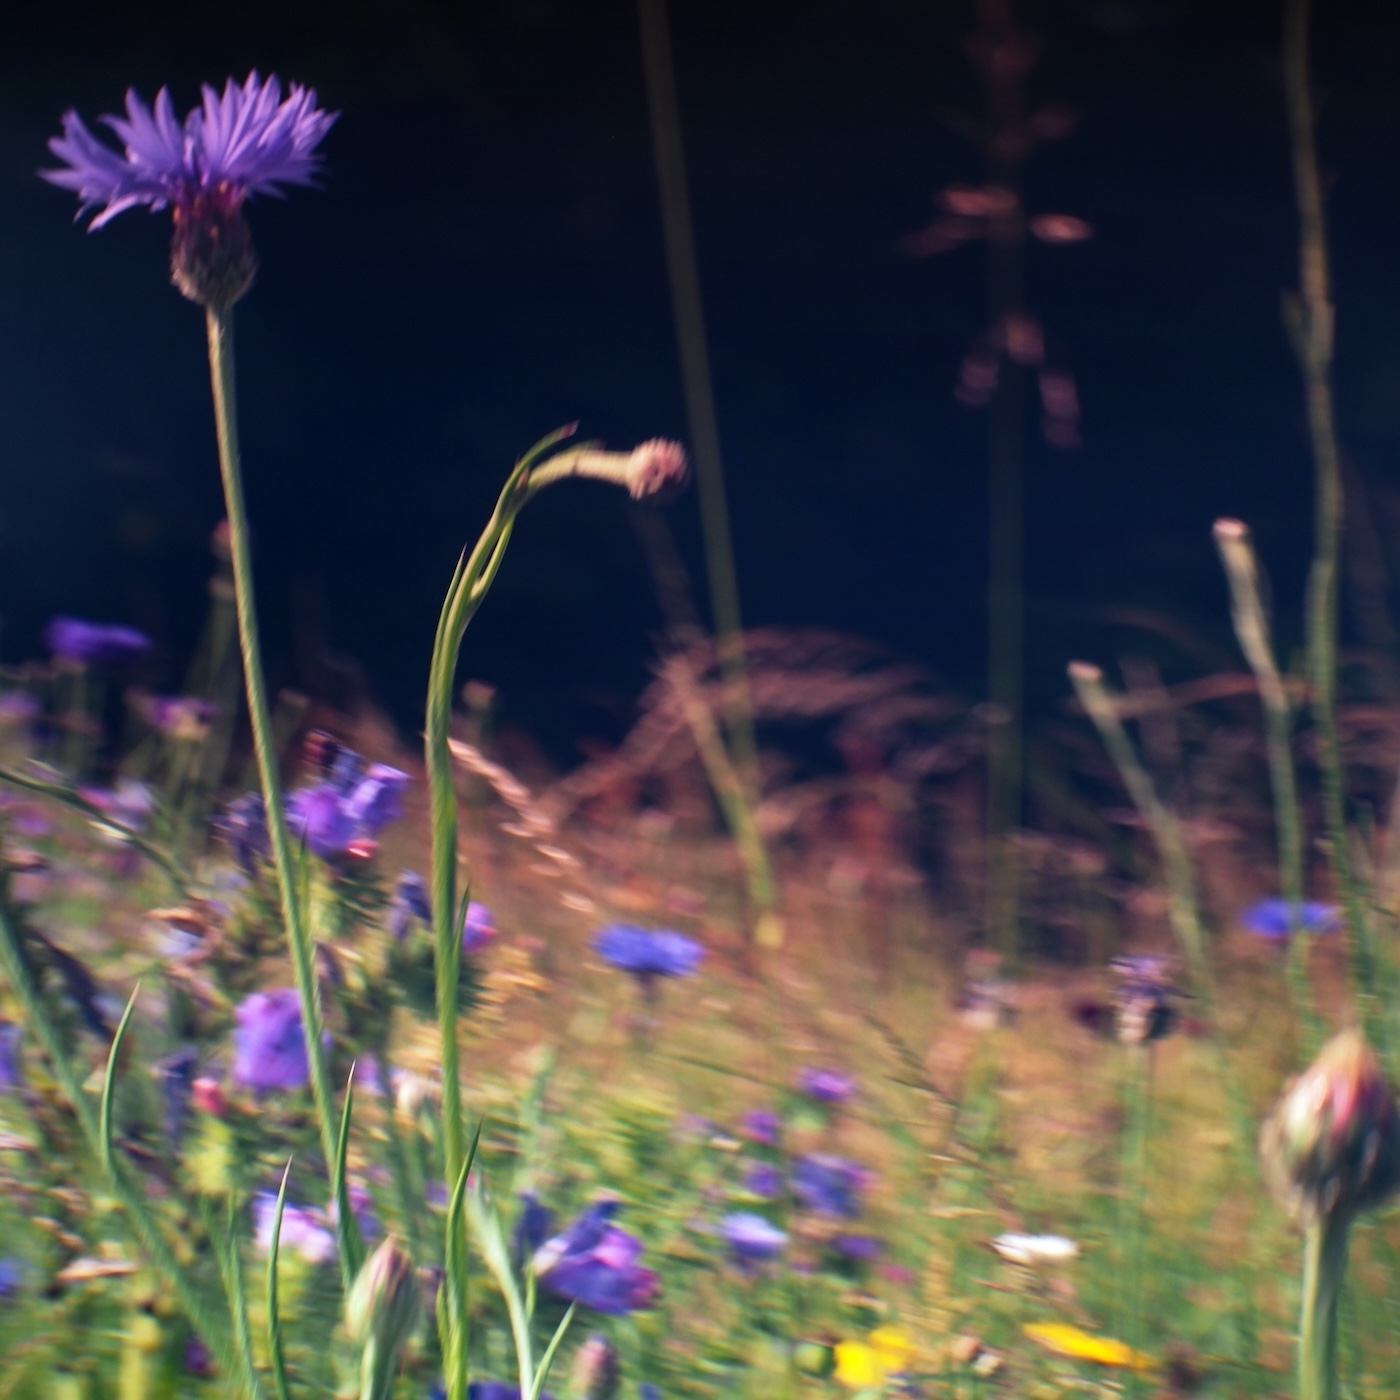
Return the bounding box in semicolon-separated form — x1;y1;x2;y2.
143;695;217;739
462;901;496;954
0;1259;25;1299
793;1154;866;1219
44;616;151;667
639;1388;662;1400
799;1067;855;1105
287;759;410;861
592;925;703;981
720;1212;788;1262
514;1192;556;1268
743;1163;782;1199
1241;899;1340;941
0;1023;21;1092
232;988;308;1092
831;1233;883;1261
533;1201;658;1315
388;872;495;955
43;73;335;230
252;1190;336;1264
216;792;269;875
742;1109;781;1146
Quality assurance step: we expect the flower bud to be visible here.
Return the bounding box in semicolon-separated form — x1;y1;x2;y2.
570;1332;621;1400
170;184;258;311
345;1236;421;1357
1260;1028;1400;1219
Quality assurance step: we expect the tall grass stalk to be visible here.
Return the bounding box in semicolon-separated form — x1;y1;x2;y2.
1282;0;1381;1036
1213;518;1321;1054
1116;1042;1153;1400
203;307;352;1289
635;0;780;952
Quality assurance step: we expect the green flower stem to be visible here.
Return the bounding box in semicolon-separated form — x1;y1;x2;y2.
1283;0;1382;1044
203;307;348;1284
1299;1209;1352;1400
0;899;239;1376
1213;521;1321;1055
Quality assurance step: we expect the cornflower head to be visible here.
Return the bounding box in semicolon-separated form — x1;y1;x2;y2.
45;616;151;668
1241;899;1341;942
215;791;269;875
532;1200;659;1315
43;73;337;310
286;758;410;862
0;1023;21;1092
799;1067;856;1106
232;987;309;1092
592;925;703;983
719;1211;788;1263
252;1190;336;1264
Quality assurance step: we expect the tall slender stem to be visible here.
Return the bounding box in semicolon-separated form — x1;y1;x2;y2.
204;307;348;1282
1283;0;1381;1038
1299;1211;1351;1400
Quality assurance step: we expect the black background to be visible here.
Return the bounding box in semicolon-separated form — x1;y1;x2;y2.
2;0;1398;764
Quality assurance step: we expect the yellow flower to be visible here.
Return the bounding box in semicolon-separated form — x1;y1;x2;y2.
834;1327;915;1389
1024;1322;1156;1370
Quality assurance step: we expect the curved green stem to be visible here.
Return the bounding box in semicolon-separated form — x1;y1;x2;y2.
204;308;345;1282
1300;1210;1352;1400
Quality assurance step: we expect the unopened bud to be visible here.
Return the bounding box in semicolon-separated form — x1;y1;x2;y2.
345;1236;421;1356
570;1332;621;1400
1261;1028;1400;1219
170;184;257;311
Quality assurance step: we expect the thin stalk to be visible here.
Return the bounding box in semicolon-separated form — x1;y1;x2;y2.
203;308;344;1268
1116;1042;1153;1400
1213;519;1321;1054
1283;0;1381;1037
635;0;759;787
1299;1210;1352;1400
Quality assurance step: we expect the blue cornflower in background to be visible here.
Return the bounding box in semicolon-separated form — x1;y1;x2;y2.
388;871;495;953
286;753;409;861
831;1233;883;1261
793;1154;866;1219
286;784;357;860
1241;899;1340;941
430;1384;555;1400
592;925;703;981
742;1108;781;1146
0;1259;25;1299
43;73;336;310
0;1023;21;1092
251;1190;336;1264
232;988;308;1092
514;1192;556;1267
44;616;151;668
720;1212;788;1263
743;1162;782;1199
462;901;496;954
216;792;269;875
799;1067;855;1105
533;1201;658;1315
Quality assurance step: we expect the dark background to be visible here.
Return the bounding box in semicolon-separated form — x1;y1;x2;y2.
2;0;1398;765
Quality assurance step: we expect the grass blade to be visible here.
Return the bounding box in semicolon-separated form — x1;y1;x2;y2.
267;1158;294;1400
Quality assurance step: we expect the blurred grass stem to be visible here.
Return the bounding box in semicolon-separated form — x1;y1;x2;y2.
1213;519;1320;1053
204;306;352;1286
1283;0;1381;1035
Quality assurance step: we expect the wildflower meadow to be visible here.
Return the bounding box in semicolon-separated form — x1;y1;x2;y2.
4;3;1400;1400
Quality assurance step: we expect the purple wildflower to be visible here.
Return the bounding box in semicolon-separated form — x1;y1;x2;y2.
345;763;409;831
287;783;358;860
43;73;337;310
252;1190;336;1264
1241;899;1341;941
44;616;152;667
798;1067;855;1105
143;694;217;740
831;1233;883;1261
0;1024;20;1092
592;925;704;981
462;901;496;954
533;1202;658;1315
720;1212;788;1262
389;870;432;941
216;792;269;875
513;1193;556;1269
286;760;410;862
742;1109;782;1146
743;1162;782;1199
0;1259;25;1299
232;988;309;1092
792;1154;866;1219
1109;953;1183;1044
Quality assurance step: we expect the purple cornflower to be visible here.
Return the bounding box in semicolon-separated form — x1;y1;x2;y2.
43;73;337;311
387;872;495;953
143;694;217;740
1241;899;1340;941
286;759;410;861
792;1154;867;1219
533;1201;658;1315
44;616;152;667
0;1024;20;1092
743;1109;781;1146
232;988;309;1092
216;792;269;875
592;925;703;981
831;1233;883;1261
513;1192;556;1269
743;1162;782;1199
798;1067;855;1105
0;1259;25;1299
720;1212;788;1262
462;901;496;954
252;1190;336;1264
